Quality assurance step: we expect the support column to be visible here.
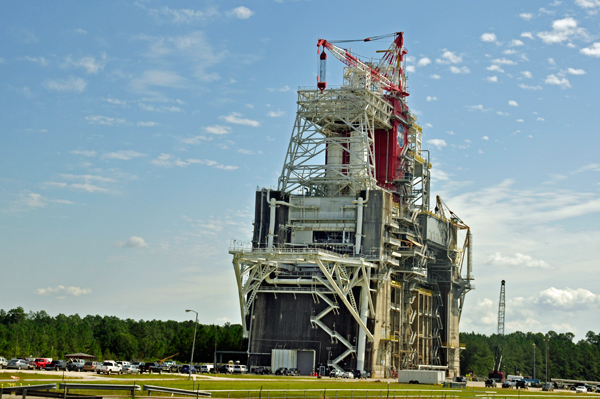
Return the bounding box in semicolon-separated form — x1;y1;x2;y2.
356;284;370;370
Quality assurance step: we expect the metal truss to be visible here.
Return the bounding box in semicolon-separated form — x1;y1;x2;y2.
230;247;377;370
278;88;393;197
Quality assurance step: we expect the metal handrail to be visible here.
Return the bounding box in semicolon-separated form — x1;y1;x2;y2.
144;385;211;397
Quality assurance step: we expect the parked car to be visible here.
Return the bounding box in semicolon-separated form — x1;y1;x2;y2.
180;364;198;374
515;380;529;389
139;362;158;373
217;364;234;374
576;386;587;393
485;379;498;388
253;366;270;375
122;364;140;374
286;368;299;376
200;364;214;373
542;383;554;391
595;386;600;393
455;376;467;383
0;357;8;369
132;362;145;369
96;360;122;375
34;358;52;370
83;361;101;372
233;364;248;374
7;359;30;370
329;369;343;378
502;381;515;389
275;367;288;376
352;370;368;379
342;371;354;379
45;360;68;371
67;359;85;372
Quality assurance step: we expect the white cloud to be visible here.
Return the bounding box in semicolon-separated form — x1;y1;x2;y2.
537;117;545;121
132;70;187;90
35;285;92;296
70;183;109;193
267;85;290;92
85;115;125;125
427;139;447;150
581;43;600;57
103;150;147;160
228;6;254;19
151;154;238;170
44;76;87;93
450;66;470;74
405;65;415;73
75;28;87;35
181;135;210;144
492;58;517;65
481;33;498;43
488;252;550;268
538;287;600;310
430;74;441;79
267;110;285;117
23;56;48;66
436;50;462;64
487;65;504;73
426;96;437;101
205;125;231;135
482;136;489;140
137;121;158;127
60;174;115;183
537;17;590;44
548;58;556;65
113;236;149;248
509;39;524;47
521;71;533;78
516;119;524;122
519;83;542;90
219;112;260;127
24;193;45;208
417;57;431;66
143;5;220;23
567;68;586;75
468;104;491;112
520;13;533;20
545;74;571;88
486;76;498;82
508;100;518;107
70;150;96;157
64;55;105;74
521;32;534;40
503;49;517;55
497;111;509;116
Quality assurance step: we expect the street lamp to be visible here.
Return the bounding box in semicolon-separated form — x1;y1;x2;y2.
186;309;199;381
532;343;536;380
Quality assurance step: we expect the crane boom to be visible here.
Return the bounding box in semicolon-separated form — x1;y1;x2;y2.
316;33;409;96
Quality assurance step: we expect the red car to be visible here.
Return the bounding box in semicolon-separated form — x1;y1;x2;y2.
34;358;52;370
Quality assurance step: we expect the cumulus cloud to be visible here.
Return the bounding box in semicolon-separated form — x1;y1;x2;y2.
537;287;600;310
567;68;586;75
519;83;542;90
575;0;600;12
545;74;571;88
487;65;505;73
137;121;158;127
426;96;437;101
205;125;231;135
44;76;87;93
64;55;106;74
430;74;441;79
537;17;590;44
35;285;92;296
487;76;498;82
85;115;125;125
113;236;149;248
450;66;470;74
521;32;534;40
427;139;447;150
482;136;489;140
481;33;498;43
267;110;285;117
142;5;220;23
468;104;491;112
520;13;533;20
228;6;254;19
508;100;518;107
492;58;517;65
70;150;96;157
219;112;260;126
581;43;600;57
488;252;550;268
509;39;524;47
521;71;532;78
436;50;462;64
417;57;431;66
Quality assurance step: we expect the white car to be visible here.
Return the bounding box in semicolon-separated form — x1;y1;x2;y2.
342;371;354;379
576;386;587;393
0;357;8;369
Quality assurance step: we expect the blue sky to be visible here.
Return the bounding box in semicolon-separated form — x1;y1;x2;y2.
2;0;600;339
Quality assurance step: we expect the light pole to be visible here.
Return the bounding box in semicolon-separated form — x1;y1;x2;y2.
543;338;549;383
532;343;536;380
186;309;199;381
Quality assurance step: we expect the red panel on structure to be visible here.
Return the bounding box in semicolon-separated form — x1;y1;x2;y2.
375;97;407;191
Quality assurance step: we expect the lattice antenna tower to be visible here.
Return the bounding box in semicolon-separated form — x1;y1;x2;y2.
497;280;506;336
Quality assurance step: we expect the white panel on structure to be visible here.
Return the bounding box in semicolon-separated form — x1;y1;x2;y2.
271;349;297;371
397;370;445;384
292;230;313;244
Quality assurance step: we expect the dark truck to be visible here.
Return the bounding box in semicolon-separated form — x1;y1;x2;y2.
141;361;180;374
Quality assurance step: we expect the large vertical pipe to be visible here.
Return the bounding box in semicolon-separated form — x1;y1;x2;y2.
355;196;364;254
356;284;370;371
267;198;276;250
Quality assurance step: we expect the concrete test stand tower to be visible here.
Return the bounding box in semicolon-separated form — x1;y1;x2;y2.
230;32;473;378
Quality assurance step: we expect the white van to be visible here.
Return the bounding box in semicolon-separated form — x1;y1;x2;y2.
201;364;214;373
233;364;248;374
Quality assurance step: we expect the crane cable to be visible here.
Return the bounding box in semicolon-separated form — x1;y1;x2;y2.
328;32;399;44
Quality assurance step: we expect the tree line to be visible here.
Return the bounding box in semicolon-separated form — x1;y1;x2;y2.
0;307;244;363
460;330;600;381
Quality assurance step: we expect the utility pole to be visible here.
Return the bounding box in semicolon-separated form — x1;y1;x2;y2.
532;343;536;380
185;310;199;380
543;338;549;383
